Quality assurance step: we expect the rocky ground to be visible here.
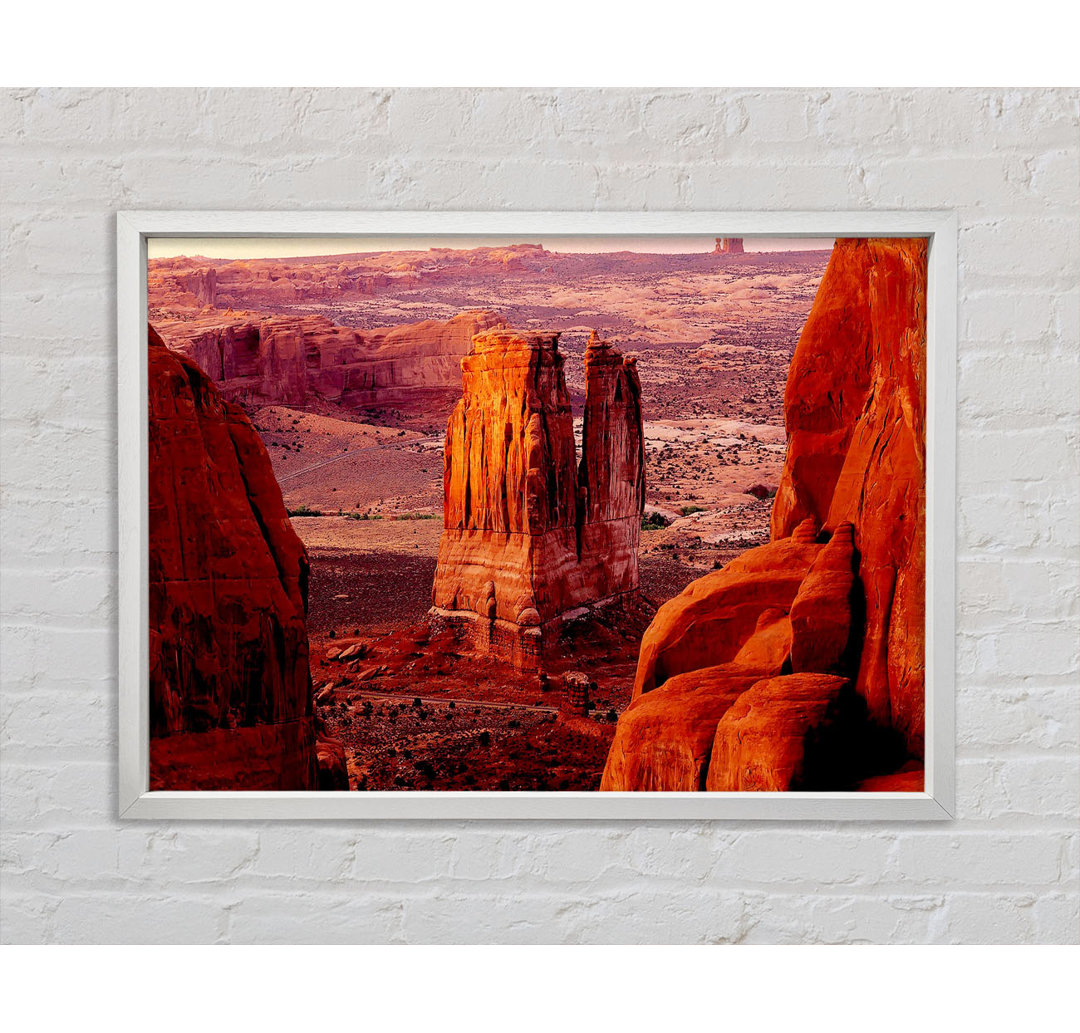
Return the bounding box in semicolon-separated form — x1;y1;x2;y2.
296;518;698;790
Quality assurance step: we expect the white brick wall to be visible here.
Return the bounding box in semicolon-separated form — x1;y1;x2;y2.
1;87;1077;944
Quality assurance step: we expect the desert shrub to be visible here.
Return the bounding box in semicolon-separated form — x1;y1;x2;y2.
287;504;323;517
478;730;491;748
641;514;667;531
606;709;618;722
680;504;705;516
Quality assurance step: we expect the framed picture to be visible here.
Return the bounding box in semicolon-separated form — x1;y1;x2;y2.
117;210;956;819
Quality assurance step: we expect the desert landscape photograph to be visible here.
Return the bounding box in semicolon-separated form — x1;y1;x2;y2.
146;232;927;794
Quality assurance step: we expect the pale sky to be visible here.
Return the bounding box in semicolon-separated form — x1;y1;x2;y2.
147;235;835;260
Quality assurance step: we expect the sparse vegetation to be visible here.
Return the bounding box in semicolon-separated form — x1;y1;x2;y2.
680;504;705;516
287;504;323;517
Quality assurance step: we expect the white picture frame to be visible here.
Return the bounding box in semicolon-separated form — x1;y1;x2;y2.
118;210;957;820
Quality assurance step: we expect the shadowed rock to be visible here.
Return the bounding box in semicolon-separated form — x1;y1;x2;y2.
705;673;852;791
148;324;345;790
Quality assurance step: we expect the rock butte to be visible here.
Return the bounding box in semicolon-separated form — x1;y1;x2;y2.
602;238;926;792
153;309;507;409
431;328;645;669
147;324;346;790
713;237;745;254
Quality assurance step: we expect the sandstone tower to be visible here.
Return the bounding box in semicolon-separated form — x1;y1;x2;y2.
713;237;745;254
431;328;645;669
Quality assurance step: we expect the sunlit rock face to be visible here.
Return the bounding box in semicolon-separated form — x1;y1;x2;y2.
602;238;926;792
147;324;345;790
432;329;645;669
771;238;927;755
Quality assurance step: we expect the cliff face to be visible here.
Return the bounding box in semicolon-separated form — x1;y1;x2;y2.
153;309;506;409
602;238;926;792
432;329;644;668
771;238;927;753
148;325;344;789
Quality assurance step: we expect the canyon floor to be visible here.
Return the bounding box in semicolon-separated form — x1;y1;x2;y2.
159;245;830;790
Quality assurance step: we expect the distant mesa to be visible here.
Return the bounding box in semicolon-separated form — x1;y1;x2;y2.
714;237;745;254
431;328;645;670
146;324;345;790
152;309;507;409
147;245;558;314
602;237;927;792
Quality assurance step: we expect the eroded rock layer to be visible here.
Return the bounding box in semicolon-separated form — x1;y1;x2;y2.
432;329;644;668
148;324;344;790
602;238;926;791
153;309;506;409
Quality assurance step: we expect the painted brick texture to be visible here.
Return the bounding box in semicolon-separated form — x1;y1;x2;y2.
1;87;1077;944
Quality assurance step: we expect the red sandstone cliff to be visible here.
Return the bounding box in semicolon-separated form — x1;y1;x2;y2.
148;324;345;790
431;328;644;668
602;238;926;792
152;309;506;409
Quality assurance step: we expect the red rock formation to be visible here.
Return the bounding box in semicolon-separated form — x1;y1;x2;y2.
771;238;927;752
600;667;761;791
602;238;926;792
631;517;821;699
152;309;506;409
705;674;852;790
431;328;644;668
788;521;858;674
714;237;745;254
148;324;344;790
